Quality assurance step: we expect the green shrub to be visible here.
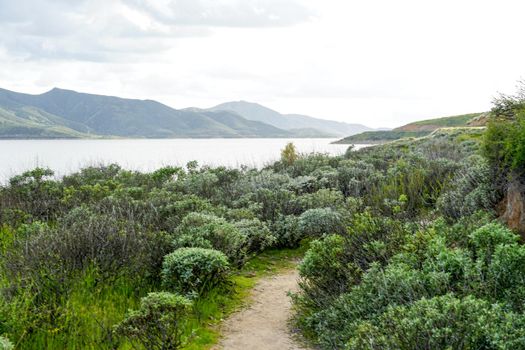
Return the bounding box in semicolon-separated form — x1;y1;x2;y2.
302;262;449;348
172;212;248;266
0;336;13;350
271;215;302;248
233;218;276;253
298;208;345;238
114;292;192;350
482;82;525;176
348;294;525;350
161;248;230;295
296;189;344;211
281;142;299;165
437;155;497;220
298;235;349;307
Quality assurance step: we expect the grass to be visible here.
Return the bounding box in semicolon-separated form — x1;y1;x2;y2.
1;218;308;350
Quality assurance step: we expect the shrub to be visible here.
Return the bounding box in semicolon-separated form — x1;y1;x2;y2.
161;248;230;295
5;206;171;296
298;235;350;306
348;294;525;350
281;142;298;165
114;292;192;350
437;155;497;220
0;337;13;350
233;219;276;253
304;263;450;348
298;208;345;238
172;212;248;266
482;82;525;177
4;168;62;220
296;189;344;211
271;215;302;248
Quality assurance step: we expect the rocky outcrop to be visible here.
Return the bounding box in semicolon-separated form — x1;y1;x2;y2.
498;180;525;237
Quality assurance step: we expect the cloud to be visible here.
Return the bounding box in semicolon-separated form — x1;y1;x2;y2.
125;0;314;27
0;0;313;61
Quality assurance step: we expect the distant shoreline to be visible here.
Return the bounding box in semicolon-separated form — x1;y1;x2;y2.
0;135;338;141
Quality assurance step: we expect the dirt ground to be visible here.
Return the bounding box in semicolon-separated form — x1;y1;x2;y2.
214;269;308;350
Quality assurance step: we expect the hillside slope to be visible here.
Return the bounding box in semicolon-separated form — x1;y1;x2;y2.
334;112;484;144
0;88;297;139
210;101;372;137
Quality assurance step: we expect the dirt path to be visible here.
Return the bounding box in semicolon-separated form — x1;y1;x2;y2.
214;269;308;350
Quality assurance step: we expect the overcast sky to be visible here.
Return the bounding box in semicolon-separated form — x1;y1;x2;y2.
0;0;524;128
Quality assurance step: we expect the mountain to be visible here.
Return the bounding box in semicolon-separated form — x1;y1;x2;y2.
333;112;485;144
0;88;301;139
209;101;373;137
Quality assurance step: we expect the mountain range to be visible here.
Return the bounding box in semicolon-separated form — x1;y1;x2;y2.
0;87;373;139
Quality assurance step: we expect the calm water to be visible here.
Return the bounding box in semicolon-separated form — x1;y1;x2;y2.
0;138;359;182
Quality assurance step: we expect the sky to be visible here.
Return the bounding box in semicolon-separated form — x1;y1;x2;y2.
0;0;524;128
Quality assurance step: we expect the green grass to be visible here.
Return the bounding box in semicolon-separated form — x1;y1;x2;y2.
1;215;307;350
407;113;481;128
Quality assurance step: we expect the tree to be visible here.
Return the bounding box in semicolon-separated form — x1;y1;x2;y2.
281;142;298;165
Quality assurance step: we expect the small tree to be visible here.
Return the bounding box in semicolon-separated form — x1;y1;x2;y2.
281;142;298;165
114;292;192;350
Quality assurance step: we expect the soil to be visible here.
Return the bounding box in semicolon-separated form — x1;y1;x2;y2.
214;269;308;350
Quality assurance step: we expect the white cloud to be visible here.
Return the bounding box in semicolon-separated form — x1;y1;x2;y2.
0;0;524;128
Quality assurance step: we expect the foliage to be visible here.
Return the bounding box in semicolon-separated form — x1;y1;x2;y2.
298;208;345;238
114;292;192;350
0;337;13;350
483;81;525;176
348;294;525;350
437;155;498;220
172;213;249;266
162;248;230;295
280;142;299;165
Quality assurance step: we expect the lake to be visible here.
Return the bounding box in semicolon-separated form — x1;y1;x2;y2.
0;138;360;182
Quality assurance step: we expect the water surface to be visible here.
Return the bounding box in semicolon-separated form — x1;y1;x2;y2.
0;138;359;182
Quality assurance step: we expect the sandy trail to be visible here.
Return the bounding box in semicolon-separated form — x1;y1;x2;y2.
214;269;308;350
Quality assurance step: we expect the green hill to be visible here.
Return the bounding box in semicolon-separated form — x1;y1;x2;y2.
0;88;312;139
333;112;484;144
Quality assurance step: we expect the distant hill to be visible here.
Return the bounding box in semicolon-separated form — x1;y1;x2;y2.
209;101;373;137
0;88;313;139
333;112;485;144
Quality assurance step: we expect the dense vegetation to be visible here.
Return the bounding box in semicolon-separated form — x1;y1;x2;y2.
334;112;483;144
1;84;525;349
295;85;525;349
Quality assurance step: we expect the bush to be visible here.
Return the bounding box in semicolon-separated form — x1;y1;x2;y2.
271;215;302;248
482;82;525;177
296;189;344;211
233;218;276;253
437;155;497;220
281;142;298;166
161;248;230;295
5;206;171;297
172;212;248;266
298;235;350;306
348;294;525;350
298;208;345;238
3;168;62;221
0;337;13;350
114;292;192;350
